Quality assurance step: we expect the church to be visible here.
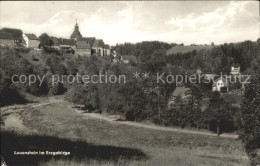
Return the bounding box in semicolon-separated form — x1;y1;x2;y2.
70;20;110;57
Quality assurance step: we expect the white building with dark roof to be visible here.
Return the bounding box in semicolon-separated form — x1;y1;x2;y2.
23;33;40;48
212;77;229;93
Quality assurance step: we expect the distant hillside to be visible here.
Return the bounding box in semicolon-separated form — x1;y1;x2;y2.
166;45;214;55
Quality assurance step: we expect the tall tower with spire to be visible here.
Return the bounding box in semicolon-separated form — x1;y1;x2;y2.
70;19;82;40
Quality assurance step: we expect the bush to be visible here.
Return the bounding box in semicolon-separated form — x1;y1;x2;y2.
125;110;135;121
49;82;66;95
0;83;27;107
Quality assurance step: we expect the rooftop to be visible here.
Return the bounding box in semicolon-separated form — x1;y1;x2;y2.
25;33;38;40
172;87;191;98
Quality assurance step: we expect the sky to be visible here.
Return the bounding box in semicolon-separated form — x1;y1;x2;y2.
0;1;259;45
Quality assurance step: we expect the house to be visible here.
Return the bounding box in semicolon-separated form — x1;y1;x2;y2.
78;37;95;54
0;31;15;47
50;37;76;53
212;77;229;93
69;21;110;56
58;38;76;53
230;66;240;75
92;39;104;56
76;40;91;57
103;44;111;56
170;87;192;101
0;28;24;47
168;87;192;107
23;33;40;48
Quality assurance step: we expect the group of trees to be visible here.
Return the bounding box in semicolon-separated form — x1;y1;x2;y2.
239;75;260;165
0;45;70;107
166;40;260;75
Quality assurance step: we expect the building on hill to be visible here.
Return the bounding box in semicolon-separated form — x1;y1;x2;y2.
103;44;111;56
70;20;82;41
78;37;96;54
50;37;76;52
0;31;15;47
166;45;214;55
59;38;76;54
230;66;240;75
0;28;24;47
168;87;192;108
58;38;76;49
212;77;229;93
92;39;105;56
76;40;91;57
69;21;110;56
23;33;40;48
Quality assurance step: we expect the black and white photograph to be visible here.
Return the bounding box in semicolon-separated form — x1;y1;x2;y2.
0;1;259;166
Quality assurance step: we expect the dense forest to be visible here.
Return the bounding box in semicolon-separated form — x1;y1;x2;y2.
0;39;259;165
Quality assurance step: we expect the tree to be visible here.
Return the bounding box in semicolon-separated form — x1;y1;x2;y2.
49;82;66;95
141;49;166;73
39;33;53;48
65;84;88;106
239;75;260;165
206;92;233;136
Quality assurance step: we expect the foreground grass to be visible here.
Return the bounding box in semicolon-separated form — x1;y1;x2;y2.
1;97;250;166
1;130;147;166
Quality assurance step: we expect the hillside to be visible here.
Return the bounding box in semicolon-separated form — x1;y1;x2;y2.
166;45;214;55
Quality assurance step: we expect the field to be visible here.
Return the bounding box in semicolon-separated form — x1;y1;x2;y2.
1;96;249;166
166;45;214;55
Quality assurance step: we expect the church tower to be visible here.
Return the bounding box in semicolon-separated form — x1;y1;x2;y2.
70;19;83;40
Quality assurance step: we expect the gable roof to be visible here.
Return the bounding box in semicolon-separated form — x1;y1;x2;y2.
50;37;75;46
76;40;91;49
166;45;214;55
92;39;99;47
79;37;96;47
172;87;191;98
25;33;38;40
104;44;110;49
98;40;104;47
58;38;75;46
0;31;13;40
1;28;23;40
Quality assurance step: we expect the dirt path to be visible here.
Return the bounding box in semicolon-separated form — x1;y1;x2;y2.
79;112;239;139
0;96;64;130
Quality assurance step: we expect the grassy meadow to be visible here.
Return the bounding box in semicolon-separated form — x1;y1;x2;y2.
1;96;250;166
